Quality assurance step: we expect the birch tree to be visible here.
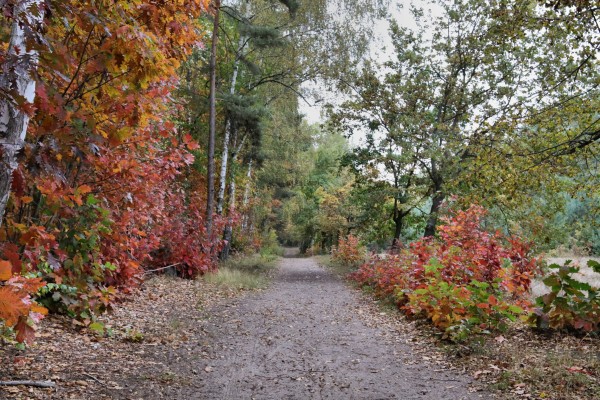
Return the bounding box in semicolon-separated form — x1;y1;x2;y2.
205;0;221;239
0;0;44;227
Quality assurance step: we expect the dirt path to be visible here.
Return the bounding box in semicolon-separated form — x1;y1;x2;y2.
1;253;489;399
194;254;484;399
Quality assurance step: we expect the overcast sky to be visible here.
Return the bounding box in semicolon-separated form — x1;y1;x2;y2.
299;0;442;124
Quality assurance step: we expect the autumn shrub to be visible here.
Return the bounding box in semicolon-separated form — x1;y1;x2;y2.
351;205;540;341
0;261;48;344
331;234;366;268
0;1;231;343
404;259;525;341
531;259;600;333
0;129;222;332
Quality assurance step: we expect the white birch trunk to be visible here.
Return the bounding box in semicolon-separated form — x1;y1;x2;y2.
215;54;240;215
240;159;253;232
216;0;248;215
242;159;252;207
0;0;43;227
220;142;240;259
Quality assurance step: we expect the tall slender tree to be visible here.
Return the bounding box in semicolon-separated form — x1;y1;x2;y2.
0;0;44;228
205;0;221;239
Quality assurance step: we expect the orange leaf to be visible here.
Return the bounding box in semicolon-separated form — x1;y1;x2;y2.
77;185;92;194
183;133;200;150
10;276;46;294
30;304;48;316
488;295;498;306
0;287;29;327
0;260;12;280
20;196;34;204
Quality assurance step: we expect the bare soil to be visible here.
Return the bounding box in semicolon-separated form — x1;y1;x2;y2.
1;252;488;399
193;253;485;399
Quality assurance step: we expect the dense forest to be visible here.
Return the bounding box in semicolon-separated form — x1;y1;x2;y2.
0;0;598;348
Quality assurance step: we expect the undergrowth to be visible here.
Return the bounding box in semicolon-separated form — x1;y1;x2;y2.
351;205;539;341
332;205;599;399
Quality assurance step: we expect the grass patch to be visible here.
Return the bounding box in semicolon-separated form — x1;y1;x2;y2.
316;254;361;278
203;253;279;290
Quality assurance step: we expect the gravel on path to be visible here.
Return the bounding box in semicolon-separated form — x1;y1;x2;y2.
194;253;485;400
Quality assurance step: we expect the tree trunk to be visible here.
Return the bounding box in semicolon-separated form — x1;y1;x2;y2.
220;131;245;260
241;159;253;231
205;0;221;239
424;190;444;237
220;169;237;260
0;1;43;228
391;215;403;249
216;25;247;215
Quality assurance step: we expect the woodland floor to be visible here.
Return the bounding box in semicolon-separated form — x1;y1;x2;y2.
1;249;487;400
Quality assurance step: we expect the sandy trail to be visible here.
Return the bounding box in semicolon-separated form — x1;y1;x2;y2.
194;253;484;399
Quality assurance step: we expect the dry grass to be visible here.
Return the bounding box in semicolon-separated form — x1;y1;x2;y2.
315;254;360;278
203;253;279;290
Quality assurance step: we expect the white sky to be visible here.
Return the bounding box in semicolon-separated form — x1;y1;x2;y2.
299;0;442;124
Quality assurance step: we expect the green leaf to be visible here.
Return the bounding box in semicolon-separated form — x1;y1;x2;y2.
588;260;600;274
89;322;105;335
543;274;561;289
564;278;592;292
470;280;489;289
86;194;98;206
507;305;523;314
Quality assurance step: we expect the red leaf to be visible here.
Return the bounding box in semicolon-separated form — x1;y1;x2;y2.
11;167;26;197
183;133;200;150
15;317;36;344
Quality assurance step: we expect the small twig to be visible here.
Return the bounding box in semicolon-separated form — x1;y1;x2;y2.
428;377;461;382
0;380;55;388
143;263;183;275
83;373;103;385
